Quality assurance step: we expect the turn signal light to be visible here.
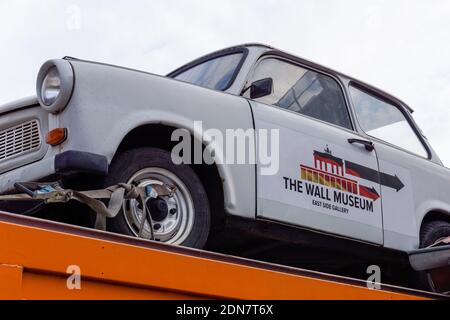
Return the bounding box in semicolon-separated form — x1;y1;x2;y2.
46;128;67;146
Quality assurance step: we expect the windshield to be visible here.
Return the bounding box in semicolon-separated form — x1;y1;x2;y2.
173;53;243;91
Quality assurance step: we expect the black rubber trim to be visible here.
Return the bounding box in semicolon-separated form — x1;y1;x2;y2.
54;150;108;175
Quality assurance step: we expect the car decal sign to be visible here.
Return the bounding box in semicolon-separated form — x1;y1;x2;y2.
282;147;402;215
345;160;404;192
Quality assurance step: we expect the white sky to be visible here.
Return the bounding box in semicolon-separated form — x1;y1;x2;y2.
1;0;450;166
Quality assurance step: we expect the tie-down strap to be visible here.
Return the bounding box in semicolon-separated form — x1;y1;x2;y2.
0;182;176;235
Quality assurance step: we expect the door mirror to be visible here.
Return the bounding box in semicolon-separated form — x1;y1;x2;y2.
250;78;273;99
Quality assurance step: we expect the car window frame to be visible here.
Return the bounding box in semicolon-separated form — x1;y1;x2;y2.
348;81;431;160
242;54;356;133
167;47;249;92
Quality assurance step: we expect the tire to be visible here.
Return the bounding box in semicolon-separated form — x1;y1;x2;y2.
102;147;210;249
415;220;450;292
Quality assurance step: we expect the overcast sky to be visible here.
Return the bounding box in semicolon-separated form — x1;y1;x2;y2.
1;0;450;166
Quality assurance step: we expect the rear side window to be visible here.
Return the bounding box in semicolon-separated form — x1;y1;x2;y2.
349;85;428;157
244;58;352;130
174;53;243;91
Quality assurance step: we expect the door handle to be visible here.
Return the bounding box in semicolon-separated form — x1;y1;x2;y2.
348;138;374;151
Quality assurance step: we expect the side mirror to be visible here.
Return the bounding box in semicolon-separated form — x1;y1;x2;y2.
250;78;273;99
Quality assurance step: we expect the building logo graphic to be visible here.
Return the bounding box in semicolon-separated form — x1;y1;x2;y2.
301;148;380;201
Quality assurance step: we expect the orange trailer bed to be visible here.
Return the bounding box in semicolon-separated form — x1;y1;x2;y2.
0;211;440;300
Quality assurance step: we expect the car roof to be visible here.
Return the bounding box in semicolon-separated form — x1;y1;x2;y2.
197;43;415;113
268;45;414;113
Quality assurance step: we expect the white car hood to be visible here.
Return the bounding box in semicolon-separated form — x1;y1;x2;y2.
0;95;39;114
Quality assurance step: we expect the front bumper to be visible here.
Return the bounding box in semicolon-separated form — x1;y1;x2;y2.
54;150;108;176
0;150;108;194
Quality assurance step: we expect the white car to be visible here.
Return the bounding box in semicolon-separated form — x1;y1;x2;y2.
1;44;449;291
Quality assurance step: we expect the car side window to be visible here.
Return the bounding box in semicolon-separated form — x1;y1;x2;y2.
174;53;243;91
349;85;428;157
244;58;353;130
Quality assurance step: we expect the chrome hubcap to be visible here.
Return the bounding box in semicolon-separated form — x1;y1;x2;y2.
123;167;194;244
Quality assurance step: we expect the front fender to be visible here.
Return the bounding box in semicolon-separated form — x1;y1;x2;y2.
58;59;256;219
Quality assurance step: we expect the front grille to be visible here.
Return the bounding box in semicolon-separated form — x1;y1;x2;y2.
0;120;41;162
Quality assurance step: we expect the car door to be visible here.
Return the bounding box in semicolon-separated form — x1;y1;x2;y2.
244;57;384;244
348;85;429;250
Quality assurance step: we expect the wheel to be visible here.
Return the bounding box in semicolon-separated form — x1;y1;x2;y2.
415;220;450;292
103;147;210;248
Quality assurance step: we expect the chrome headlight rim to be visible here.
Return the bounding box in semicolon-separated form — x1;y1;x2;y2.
36;59;74;113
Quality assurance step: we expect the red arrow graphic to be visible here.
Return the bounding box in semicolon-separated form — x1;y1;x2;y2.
359;185;380;201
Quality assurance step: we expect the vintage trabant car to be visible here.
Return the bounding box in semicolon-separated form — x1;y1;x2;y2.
1;44;449;291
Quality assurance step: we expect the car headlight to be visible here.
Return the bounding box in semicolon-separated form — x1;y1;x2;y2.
37;59;74;113
41;66;60;106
